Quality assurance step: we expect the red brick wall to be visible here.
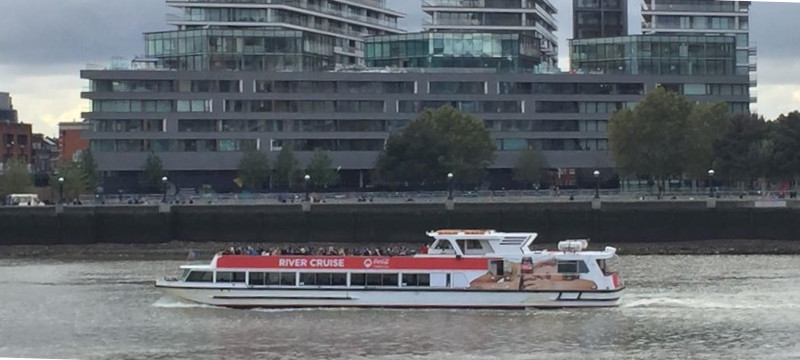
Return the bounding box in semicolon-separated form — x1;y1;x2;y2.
59;128;90;162
0;122;33;164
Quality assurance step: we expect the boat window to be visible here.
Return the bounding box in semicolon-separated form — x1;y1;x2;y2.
331;273;347;286
300;273;339;286
352;273;400;287
488;260;505;276
216;271;246;283
351;273;366;286
300;273;315;285
216;272;232;282
598;256;620;275
366;273;382;286
434;241;452;250
248;272;265;285
280;272;296;286
402;273;431;287
382;274;398;286
181;269;191;280
185;271;213;282
264;272;296;285
466;240;483;249
265;272;281;285
556;260;589;274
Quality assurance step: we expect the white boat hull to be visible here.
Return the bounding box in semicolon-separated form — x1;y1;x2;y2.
156;281;625;309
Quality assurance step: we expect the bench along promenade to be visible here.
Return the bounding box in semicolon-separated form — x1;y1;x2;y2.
2;198;800;247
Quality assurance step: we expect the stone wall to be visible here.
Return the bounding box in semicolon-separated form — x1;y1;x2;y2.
0;202;798;245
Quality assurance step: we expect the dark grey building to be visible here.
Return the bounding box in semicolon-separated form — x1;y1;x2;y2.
0;92;18;123
80;69;749;191
573;0;628;39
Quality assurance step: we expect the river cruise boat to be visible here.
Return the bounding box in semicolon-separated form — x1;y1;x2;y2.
156;230;625;309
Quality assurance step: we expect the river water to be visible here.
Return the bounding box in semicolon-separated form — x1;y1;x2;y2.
0;255;798;360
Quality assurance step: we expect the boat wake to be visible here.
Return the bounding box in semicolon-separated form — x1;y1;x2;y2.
151;297;219;309
621;296;799;310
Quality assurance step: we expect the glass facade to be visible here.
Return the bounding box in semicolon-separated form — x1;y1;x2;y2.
573;0;627;39
422;0;559;69
365;32;541;72
570;35;736;76
144;29;335;71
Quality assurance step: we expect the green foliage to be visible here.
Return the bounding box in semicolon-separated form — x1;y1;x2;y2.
713;113;770;183
78;148;100;190
608;87;728;182
275;146;299;189
685;102;730;179
376;105;496;186
139;152;166;192
770;111;800;181
51;162;88;200
513;149;548;189
305;149;339;189
0;158;33;196
237;148;271;190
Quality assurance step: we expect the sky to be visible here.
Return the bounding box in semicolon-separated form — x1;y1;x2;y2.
0;0;798;137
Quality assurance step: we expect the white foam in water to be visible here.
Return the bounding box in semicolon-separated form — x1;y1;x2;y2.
151;296;219;309
622;295;800;310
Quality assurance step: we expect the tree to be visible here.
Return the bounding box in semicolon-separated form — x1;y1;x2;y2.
513;149;548;189
713;113;770;187
685;102;730;181
305;148;339;189
0;158;33;196
275;146;299;189
770;111;800;183
51;162;88;201
237;147;270;190
139;152;166;193
608;87;728;193
375;105;496;186
78;148;100;190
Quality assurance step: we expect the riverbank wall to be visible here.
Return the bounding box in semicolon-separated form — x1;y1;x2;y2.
1;200;799;246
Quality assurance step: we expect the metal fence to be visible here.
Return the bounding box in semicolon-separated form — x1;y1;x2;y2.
64;188;797;206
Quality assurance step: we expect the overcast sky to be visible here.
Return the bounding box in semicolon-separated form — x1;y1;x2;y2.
0;0;798;136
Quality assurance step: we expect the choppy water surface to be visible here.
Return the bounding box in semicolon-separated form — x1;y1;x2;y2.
0;256;799;360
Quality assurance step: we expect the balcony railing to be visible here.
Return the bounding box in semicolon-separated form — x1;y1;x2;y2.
167;0;392;12
644;3;748;13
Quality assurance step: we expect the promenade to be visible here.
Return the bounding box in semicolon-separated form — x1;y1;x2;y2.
69;188;797;207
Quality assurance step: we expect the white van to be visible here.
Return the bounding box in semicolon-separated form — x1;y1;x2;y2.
5;194;45;206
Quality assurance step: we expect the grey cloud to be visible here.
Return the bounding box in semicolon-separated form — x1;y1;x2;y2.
0;0;168;66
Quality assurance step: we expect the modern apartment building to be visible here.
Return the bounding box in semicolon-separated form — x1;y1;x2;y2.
163;0;405;66
80;69;749;191
641;0;756;102
421;0;559;71
78;0;755;191
573;0;628;39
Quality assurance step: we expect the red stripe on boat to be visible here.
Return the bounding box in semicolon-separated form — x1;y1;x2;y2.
216;256;492;270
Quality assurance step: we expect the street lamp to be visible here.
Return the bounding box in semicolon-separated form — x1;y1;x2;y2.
58;177;65;204
708;169;715;198
593;170;600;199
304;174;311;202
161;176;168;203
447;173;454;200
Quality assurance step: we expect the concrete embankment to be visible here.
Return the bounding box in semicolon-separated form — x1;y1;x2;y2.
1;201;799;249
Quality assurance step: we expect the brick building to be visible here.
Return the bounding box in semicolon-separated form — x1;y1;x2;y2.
58;122;91;162
1;121;33;168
